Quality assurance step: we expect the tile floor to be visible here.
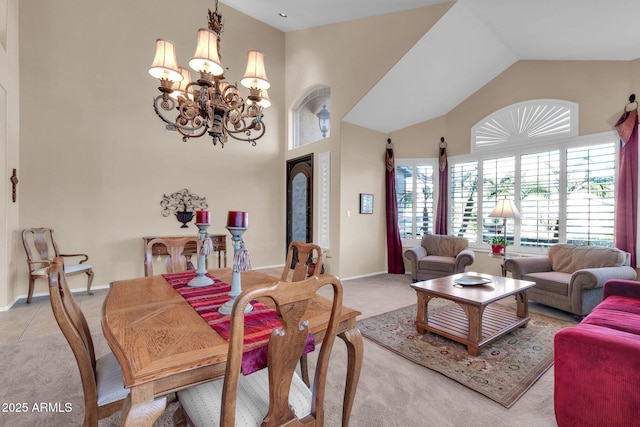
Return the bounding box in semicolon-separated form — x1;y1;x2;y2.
0;288;109;344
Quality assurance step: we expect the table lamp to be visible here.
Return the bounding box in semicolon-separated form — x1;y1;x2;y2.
489;198;522;257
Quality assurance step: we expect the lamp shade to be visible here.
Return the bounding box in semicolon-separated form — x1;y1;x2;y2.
170;67;193;100
149;39;183;82
257;90;271;108
240;50;270;90
188;29;224;76
489;198;522;219
246;90;271;109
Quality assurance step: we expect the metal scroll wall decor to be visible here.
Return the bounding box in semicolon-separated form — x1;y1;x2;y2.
160;188;209;228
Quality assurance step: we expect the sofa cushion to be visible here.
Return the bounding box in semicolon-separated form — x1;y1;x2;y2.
579;295;640;337
421;235;468;258
418;256;455;273
548;244;626;274
575;323;640;343
524;271;572;296
598;295;640;315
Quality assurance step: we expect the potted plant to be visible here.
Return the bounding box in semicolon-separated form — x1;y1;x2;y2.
489;236;506;255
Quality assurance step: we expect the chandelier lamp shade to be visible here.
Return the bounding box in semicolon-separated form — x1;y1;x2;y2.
149;1;270;147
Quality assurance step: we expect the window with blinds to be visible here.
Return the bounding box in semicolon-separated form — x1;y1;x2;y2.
447;134;616;252
565;143;616;246
396;161;436;241
450;161;478;241
482;157;515;243
520;150;561;248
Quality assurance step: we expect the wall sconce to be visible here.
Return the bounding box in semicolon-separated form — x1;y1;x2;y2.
316;104;330;138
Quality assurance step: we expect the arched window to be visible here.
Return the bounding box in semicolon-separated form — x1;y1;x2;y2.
292;86;330;149
471;99;578;151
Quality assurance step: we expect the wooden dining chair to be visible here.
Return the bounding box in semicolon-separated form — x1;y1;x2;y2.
144;236;201;276
281;241;323;282
22;227;94;303
48;257;128;427
177;274;343;427
281;241;324;385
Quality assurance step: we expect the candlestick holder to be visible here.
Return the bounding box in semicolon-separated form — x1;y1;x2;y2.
218;226;253;314
188;223;215;287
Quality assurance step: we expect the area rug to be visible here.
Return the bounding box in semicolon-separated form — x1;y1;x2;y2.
357;301;575;408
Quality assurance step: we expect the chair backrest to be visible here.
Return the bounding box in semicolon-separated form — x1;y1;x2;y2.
144;237;201;276
547;243;629;273
420;234;469;257
47;257;99;426
222;274;343;427
22;228;60;271
281;241;323;282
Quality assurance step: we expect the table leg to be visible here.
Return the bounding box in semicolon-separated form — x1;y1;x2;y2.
338;327;363;427
415;293;436;334
462;304;484;356
515;291;529;325
120;385;167;427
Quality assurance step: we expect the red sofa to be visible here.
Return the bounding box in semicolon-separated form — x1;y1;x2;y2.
554;279;640;426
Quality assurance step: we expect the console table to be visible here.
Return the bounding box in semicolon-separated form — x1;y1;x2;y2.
143;235;227;271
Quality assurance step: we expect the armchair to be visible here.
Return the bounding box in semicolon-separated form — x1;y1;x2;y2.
504;244;637;317
404;234;475;282
21;227;94;303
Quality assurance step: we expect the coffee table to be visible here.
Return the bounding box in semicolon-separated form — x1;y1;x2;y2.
411;272;536;356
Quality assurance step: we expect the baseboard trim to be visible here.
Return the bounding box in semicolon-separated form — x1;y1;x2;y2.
342;271;390;281
0;284;111;311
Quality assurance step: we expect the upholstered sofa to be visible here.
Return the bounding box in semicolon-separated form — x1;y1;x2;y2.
504;244;636;317
554;278;640;426
403;234;475;282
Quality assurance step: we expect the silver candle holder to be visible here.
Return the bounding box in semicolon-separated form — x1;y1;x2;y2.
218;226;253;314
188;223;214;287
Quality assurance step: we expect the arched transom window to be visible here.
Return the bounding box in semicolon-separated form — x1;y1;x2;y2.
292;86;330;149
471;99;578;151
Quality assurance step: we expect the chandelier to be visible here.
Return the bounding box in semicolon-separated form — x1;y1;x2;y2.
149;1;270;147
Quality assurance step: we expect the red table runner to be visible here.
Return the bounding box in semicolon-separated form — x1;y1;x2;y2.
163;271;315;375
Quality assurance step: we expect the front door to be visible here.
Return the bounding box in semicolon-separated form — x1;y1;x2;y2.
286;154;313;253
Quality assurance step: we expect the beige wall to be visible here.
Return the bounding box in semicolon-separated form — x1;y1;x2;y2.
284;2;453;277
11;0;285;307
392;60;638;156
339;123;387;278
1;0;19;308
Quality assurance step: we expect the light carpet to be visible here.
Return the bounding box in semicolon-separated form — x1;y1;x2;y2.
357;300;575;408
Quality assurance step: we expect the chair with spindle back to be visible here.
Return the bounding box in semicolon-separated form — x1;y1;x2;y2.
177;274;343;427
144;236;202;276
281;241;323;282
48;257;127;426
21;227;94;303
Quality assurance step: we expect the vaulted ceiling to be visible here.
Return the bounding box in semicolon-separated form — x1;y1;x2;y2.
222;0;640;133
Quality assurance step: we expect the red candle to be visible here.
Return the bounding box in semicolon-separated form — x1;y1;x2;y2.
227;211;248;228
196;210;210;224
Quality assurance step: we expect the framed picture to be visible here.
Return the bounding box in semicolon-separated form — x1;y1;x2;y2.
359;193;374;214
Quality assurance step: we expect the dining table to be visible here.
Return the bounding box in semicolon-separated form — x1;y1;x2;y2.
101;268;364;427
